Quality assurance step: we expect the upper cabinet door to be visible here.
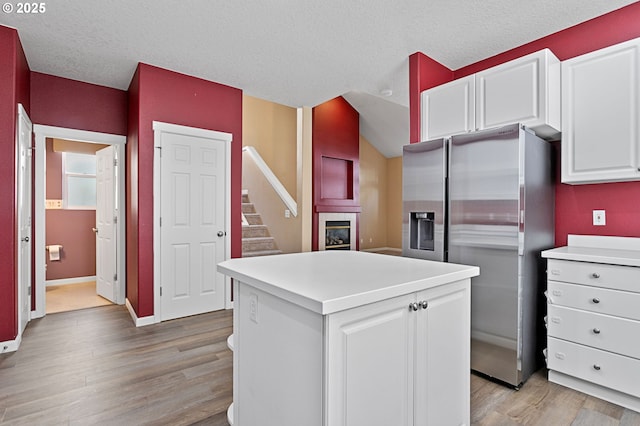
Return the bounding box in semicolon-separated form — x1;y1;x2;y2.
476;49;561;138
420;75;475;141
562;38;640;184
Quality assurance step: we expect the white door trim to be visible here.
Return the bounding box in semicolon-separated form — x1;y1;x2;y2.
33;125;126;319
152;121;232;323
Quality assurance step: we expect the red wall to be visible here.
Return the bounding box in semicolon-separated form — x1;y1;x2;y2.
45;139;97;280
312;96;361;250
0;26;22;342
409;2;640;247
31;72;128;136
127;63;243;318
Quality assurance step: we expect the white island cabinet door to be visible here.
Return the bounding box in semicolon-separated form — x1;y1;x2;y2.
415;280;470;426
561;38;640;184
421;75;475;141
326;293;416;426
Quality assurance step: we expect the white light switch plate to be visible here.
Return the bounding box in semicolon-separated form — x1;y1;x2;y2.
593;210;606;226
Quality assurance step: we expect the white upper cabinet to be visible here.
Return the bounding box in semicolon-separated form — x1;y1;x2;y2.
420;75;475;141
476;49;561;138
561;38;640;184
420;49;561;141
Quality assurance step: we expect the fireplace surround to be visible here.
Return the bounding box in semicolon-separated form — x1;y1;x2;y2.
318;212;357;250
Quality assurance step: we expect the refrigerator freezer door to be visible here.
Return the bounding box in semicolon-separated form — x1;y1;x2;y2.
402;139;447;261
449;124;523;386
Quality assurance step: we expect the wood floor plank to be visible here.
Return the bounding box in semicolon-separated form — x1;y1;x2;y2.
2;305;640;425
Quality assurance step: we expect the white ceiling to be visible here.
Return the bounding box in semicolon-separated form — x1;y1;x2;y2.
2;0;636;157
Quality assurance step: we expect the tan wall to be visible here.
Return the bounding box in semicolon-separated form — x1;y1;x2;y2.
386;156;403;249
359;135;388;250
243;152;302;253
242;94;302;253
242;95;297;196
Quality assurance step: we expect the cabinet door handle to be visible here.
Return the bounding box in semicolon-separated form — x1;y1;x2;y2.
409;302;419;312
419;300;428;309
592;298;600;304
591;272;600;279
592;328;601;334
593;364;601;371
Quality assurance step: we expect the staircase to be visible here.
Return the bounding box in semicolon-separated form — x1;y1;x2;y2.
242;192;282;257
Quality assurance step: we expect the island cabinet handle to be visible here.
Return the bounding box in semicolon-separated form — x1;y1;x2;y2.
593;364;601;371
592;298;600;304
591;272;601;279
592;328;601;334
419;300;429;309
409;302;419;312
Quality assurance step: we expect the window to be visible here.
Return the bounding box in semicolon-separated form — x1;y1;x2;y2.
63;152;96;209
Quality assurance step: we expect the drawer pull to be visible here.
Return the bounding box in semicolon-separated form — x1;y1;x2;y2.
593;364;601;371
592;298;600;304
592;328;601;334
591;273;600;279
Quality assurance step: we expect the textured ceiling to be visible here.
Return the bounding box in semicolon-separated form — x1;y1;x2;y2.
1;0;636;157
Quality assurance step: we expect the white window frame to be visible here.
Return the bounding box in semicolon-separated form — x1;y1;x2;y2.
62;151;97;210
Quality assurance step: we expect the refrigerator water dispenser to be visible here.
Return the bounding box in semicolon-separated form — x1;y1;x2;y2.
410;212;435;251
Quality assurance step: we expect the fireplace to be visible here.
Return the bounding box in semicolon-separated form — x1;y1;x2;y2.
318;213;357;251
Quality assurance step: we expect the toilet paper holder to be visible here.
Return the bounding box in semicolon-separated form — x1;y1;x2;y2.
46;245;63;251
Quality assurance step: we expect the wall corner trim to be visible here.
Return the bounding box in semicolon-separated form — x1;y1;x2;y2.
126;298;155;327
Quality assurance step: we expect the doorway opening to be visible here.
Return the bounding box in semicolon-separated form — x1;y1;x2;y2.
33;126;126;319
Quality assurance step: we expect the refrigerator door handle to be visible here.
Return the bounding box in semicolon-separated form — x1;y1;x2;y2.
519;185;525;256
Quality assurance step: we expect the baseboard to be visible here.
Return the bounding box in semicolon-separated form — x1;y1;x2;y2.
1;334;22;353
125;298;156;327
46;276;97;287
361;247;402;253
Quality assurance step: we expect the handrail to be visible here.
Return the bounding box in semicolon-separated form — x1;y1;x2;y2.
242;146;297;217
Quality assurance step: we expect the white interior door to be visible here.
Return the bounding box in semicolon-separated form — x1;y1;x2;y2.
157;125;228;321
17;104;32;336
96;145;117;303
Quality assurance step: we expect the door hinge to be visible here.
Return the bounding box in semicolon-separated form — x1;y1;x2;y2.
160;217;162;227
114;158;118;167
113;273;117;281
28;286;31;296
160;287;163;297
156;146;162;157
114;216;118;224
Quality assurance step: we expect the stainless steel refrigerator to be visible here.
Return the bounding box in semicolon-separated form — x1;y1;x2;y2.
402;123;554;388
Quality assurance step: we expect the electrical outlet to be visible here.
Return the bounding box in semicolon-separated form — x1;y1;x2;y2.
249;293;258;323
593;210;606;226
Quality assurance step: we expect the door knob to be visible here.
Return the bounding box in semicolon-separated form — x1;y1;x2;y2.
92;227;98;233
21;236;29;242
217;231;225;237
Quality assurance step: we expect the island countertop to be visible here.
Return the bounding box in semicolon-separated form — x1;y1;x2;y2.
217;250;479;315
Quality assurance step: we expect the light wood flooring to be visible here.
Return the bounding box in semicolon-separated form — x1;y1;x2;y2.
2;305;639;425
46;281;113;314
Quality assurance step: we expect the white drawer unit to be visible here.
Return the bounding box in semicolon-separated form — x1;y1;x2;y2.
542;235;640;413
547;258;640;292
548;304;640;359
548;281;640;321
548;337;640;399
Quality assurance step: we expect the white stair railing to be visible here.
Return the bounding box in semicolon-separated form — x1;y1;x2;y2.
242;146;297;217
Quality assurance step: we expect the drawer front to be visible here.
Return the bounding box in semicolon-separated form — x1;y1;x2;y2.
547;259;640;292
548;281;640;321
548;337;640;398
548;305;640;359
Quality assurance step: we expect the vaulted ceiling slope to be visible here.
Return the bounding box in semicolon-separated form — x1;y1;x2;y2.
1;0;636;157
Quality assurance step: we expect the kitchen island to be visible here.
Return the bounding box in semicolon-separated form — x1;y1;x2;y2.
218;250;479;426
